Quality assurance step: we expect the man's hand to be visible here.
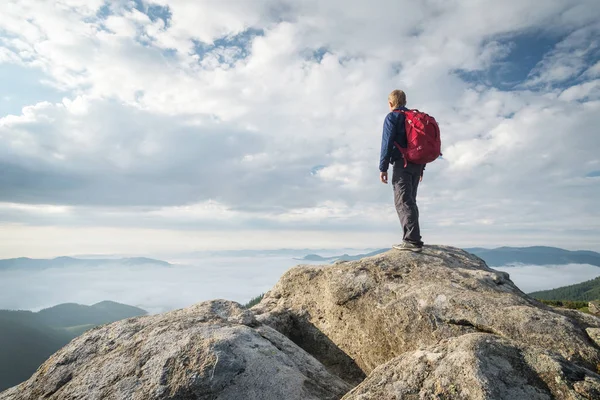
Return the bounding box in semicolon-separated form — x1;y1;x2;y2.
380;171;388;184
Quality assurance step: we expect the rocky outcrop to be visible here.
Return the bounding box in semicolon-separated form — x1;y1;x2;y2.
590;300;600;315
0;300;350;400
343;333;600;400
4;246;600;400
253;246;600;390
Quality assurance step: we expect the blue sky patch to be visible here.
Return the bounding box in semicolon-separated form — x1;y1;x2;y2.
455;30;565;89
192;28;264;64
96;1;171;27
586;170;600;178
142;3;172;27
96;2;112;18
0;64;64;117
498;31;561;84
310;47;329;63
310;165;326;176
212;28;264;49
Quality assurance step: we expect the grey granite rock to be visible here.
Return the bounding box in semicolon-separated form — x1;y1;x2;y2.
343;333;600;400
590;301;600;315
253;246;600;384
0;300;351;400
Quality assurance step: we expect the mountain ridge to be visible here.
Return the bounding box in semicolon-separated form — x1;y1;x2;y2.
465;246;600;267
298;246;600;267
0;256;170;270
296;249;388;262
0;301;147;392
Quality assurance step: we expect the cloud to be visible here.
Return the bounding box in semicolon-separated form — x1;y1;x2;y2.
524;22;600;87
494;264;600;293
1;254;598;314
0;0;599;255
0;255;328;313
559;79;600;101
0;97;277;207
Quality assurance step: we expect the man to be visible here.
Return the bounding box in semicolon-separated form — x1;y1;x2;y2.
379;89;425;252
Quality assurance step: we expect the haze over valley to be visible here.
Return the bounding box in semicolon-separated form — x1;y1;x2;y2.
2;247;600;314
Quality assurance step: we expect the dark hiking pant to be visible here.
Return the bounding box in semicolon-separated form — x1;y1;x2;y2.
392;161;424;245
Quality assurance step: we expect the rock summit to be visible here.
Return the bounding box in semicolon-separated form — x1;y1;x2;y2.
3;246;600;399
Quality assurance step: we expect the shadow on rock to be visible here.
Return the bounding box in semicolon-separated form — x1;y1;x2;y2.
257;310;366;386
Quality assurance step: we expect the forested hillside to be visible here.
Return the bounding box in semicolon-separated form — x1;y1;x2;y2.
0;302;146;391
529;276;600;301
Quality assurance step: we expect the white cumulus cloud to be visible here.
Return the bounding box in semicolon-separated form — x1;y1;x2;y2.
0;0;599;256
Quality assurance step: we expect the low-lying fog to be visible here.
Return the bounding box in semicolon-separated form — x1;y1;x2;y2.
492;263;600;293
0;256;305;314
1;253;599;314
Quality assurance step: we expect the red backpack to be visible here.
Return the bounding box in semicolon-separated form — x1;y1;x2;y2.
393;109;441;167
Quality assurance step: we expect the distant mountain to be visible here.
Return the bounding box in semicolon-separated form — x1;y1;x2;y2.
36;301;147;328
296;246;600;267
465;246;600;267
0;256;170;270
0;301;146;391
185;248;377;258
297;249;389;262
529;276;600;302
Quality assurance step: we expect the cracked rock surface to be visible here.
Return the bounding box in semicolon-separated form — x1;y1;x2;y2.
343;333;600;400
253;246;600;388
0;300;351;400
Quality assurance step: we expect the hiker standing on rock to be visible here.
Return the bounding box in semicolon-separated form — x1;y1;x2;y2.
379;90;441;253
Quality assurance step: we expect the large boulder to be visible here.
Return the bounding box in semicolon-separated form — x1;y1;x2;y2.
0;300;351;400
343;333;600;400
253;246;600;384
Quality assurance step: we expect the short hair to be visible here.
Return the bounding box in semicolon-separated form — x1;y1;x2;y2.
388;90;407;108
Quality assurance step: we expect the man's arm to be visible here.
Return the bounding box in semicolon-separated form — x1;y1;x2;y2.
379;113;397;175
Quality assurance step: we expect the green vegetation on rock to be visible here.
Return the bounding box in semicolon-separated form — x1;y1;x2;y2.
538;299;589;310
244;294;264;309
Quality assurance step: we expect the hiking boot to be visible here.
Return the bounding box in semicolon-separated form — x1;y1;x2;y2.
393;242;423;253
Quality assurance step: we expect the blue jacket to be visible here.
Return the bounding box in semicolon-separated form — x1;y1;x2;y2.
379;107;408;172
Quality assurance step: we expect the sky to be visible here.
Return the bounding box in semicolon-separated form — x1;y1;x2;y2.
0;0;599;258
